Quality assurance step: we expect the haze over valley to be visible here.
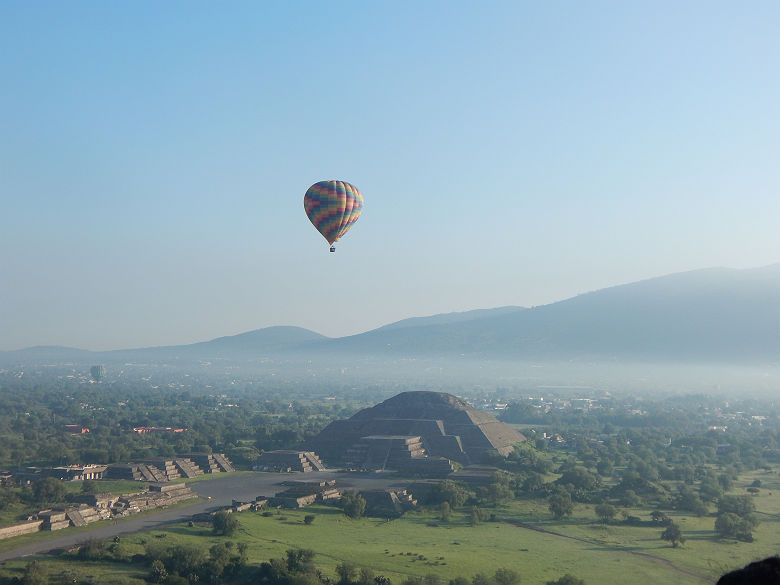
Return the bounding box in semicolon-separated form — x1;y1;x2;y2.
4;265;780;399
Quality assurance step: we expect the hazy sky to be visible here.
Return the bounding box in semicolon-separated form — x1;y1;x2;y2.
2;2;779;351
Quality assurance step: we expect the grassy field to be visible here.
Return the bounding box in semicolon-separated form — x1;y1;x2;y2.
1;469;778;585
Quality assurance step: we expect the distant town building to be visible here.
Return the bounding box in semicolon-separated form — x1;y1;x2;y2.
132;426;187;434
64;424;90;434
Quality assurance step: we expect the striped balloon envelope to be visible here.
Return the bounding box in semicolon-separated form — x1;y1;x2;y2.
303;180;363;249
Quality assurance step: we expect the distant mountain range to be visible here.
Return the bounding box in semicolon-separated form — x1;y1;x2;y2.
4;264;780;365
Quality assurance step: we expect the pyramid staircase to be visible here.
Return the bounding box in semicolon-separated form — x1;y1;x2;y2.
137;464;167;482
65;508;87;527
211;453;235;472
186;453;221;474
302;451;326;471
140;459;182;480
346;436;427;471
174;458;203;478
255;450;325;472
66;506;102;527
105;463;165;482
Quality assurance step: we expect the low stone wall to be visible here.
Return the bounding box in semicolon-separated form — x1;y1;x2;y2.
1;484;196;541
0;520;43;540
113;484;196;515
270;493;317;508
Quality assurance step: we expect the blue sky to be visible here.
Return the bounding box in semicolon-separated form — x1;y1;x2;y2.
2;1;779;350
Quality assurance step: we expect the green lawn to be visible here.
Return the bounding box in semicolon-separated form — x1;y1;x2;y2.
3;506;693;585
1;469;779;585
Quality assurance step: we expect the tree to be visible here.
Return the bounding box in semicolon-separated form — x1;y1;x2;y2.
494;568;520;585
717;472;734;492
434;480;471;508
22;560;46;585
205;542;232;581
109;540;129;562
557;467;599;492
522;472;545;494
286;548;316;573
166;543;208;576
212;510;240;536
148;558;168;583
359;567;376;585
715;512;758;542
342;490;366;519
548;488;574;520
716;495;759;541
650;510;669;525
661;521;685;547
699;478;722;502
31;477;66;506
469;506;483;526
336;561;358;584
594;503;616;524
620;489;641;507
718;495;755;518
477;472;513;505
440;501;452;522
304;514;316;525
676;486;708;516
237;542;249;565
259;557;289;583
77;537;107;560
596;459;613;477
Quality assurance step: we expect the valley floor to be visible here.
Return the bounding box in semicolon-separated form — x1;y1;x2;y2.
2;468;779;585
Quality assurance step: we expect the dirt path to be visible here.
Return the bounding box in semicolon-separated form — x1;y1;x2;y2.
505;519;711;583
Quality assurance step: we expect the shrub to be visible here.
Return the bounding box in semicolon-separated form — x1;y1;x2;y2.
77;538;108;560
594;503;616;524
212;510;240;536
548;488;574;520
149;559;168;584
661;521;685;547
342;490;366;519
715;512;758;542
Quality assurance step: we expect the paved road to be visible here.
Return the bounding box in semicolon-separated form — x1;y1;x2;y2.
0;470;407;562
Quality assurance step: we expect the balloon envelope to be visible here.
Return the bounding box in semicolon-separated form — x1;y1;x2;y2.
303;180;363;245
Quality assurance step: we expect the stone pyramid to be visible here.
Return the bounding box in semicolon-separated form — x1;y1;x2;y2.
306;391;525;468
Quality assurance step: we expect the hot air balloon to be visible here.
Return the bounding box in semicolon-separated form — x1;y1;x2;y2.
303;180;363;252
90;365;105;382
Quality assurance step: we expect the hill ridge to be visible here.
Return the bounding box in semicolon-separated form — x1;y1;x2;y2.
4;264;780;364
